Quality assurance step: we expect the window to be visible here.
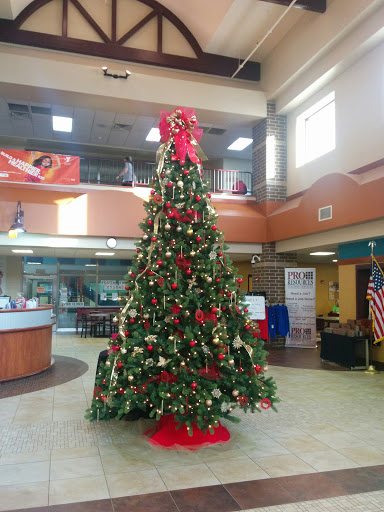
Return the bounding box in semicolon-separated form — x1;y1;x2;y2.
296;92;335;167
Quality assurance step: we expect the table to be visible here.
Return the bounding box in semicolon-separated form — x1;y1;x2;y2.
316;316;339;329
89;313;110;337
320;332;369;370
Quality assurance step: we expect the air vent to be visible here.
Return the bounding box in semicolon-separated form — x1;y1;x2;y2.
199;126;226;135
112;123;132;131
10;111;31;121
31;105;52;115
319;205;332;221
8;103;29;113
208;127;226;136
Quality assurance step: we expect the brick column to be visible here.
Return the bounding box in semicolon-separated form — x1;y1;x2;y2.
252;102;287;204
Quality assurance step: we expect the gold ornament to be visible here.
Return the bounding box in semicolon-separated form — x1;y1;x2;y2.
128;375;134;382
228;359;235;366
212;336;220;345
206;277;212;283
180;194;185;199
166;251;172;258
190;250;196;257
177;180;184;188
138;253;143;259
232;390;239;397
165;223;171;231
180;361;186;367
143;234;149;240
153;207;158;212
166;170;172;175
176;226;182;232
106;361;111;367
143;313;150;319
149;281;154;287
205;399;212;407
187;228;193;236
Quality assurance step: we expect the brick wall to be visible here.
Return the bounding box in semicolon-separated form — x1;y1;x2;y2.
252;102;287;204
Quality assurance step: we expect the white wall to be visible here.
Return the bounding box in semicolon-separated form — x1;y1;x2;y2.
286;40;384;196
6;256;23;300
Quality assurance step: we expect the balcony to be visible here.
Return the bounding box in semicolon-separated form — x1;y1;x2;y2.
80;157;252;196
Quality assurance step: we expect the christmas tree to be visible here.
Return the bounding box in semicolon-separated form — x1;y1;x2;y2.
86;107;278;448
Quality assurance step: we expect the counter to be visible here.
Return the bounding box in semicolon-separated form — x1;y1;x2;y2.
0;306;55;381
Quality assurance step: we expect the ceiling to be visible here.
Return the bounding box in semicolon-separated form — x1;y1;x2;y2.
0;0;335;162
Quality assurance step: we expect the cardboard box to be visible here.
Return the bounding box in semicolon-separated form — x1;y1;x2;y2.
347;330;356;337
340;323;352;329
324;327;334;333
334;328;347;335
329;323;340;329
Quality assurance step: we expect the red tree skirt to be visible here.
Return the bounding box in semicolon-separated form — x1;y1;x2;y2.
146;414;230;450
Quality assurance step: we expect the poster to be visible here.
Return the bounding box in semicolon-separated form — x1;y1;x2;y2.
244;295;265;320
285;268;317;348
0;149;79;185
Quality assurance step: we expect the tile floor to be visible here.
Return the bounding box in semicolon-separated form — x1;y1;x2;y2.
1;333;384;511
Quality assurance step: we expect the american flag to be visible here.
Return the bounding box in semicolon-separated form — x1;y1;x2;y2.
366;258;384;344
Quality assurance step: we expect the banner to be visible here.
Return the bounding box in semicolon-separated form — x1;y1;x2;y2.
0;149;80;185
285;268;317;348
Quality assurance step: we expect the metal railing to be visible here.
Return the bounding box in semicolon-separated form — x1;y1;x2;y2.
80;157;252;195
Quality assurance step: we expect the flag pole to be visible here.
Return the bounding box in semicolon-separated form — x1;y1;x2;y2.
365;241;380;374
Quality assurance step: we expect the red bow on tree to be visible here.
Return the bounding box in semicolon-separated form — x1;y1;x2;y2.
175;254;191;271
158;107;203;165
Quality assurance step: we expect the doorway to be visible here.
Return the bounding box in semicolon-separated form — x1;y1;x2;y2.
23;275;58;318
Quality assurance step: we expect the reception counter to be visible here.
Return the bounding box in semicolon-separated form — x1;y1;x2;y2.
0;306;55;381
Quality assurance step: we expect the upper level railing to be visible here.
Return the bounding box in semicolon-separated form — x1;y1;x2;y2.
80;157;252;195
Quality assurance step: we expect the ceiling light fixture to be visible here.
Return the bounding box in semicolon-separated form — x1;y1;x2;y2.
102;66;131;79
146;128;160;142
85;264;97;267
52;115;73;132
95;252;115;256
8;200;26;238
227;137;253;151
12;249;33;254
309;252;336;256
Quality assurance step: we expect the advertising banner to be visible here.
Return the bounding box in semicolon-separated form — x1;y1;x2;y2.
0;149;80;185
285;268;317;348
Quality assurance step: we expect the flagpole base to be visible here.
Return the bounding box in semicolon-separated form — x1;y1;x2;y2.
364;365;380;374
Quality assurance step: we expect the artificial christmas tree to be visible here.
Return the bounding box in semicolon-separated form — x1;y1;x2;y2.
86;107;278;449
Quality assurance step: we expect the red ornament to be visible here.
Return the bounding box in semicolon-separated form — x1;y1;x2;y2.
174;318;180;324
147;345;153;352
245;324;251;330
150;190;155;195
186;209;192;215
165;202;171;208
151;298;158;304
117;362;123;368
207;193;211;198
195;195;201;202
183;169;189;175
136;248;140;253
218;354;225;360
129;318;135;324
151;236;157;242
147;220;153;225
261;398;271;409
195;310;204;321
124;330;130;336
171;283;178;290
211;307;218;313
196;236;202;242
222;306;226;311
237;278;243;284
216;278;221;283
186;269;192;275
167;182;173;188
211;225;217;231
101;396;107;402
157;260;163;266
217;252;223;257
244;308;249;312
148;270;155;276
157;277;165;287
191;382;198;389
238;395;249;406
125;286;130;290
254;365;263;374
189;340;196;347
144;321;150;330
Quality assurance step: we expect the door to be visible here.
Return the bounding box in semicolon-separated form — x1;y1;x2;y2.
23;275;58;318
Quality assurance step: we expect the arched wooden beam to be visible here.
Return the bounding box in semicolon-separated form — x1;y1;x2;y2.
14;0;53;27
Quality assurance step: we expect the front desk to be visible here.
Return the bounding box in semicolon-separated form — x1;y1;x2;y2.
0;306;55;381
320;331;369;370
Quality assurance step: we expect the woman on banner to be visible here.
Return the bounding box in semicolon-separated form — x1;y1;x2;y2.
24;153;61;183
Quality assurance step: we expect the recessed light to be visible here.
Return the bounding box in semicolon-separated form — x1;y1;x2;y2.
227;137;253;151
12;249;33;253
146;128;160;142
26;262;41;264
95;252;115;256
332;259;338;262
53;115;73;132
85;264;97;266
309;252;336;256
